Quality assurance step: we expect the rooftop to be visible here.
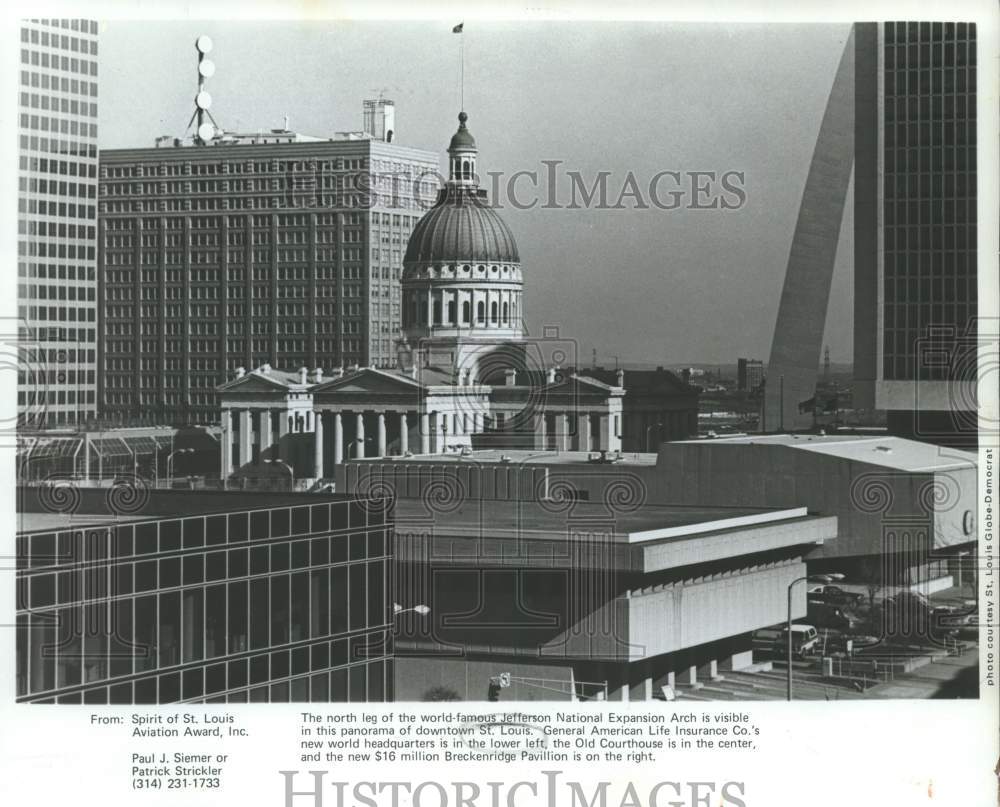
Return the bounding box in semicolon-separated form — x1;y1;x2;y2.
395;498;812;544
17;512;159;533
673;434;976;472
358;449;660;466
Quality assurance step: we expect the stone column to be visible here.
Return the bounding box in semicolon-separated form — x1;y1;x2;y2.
538;412;548;450
258;410;272;465
238;409;252;470
278;409;290;462
398;412;409;455
313;411;324;479
576;412;592;451
355;412;366;458
420;412;430;454
333;413;343;465
377;412;387;457
220;409;233;478
598;413;610;451
555;413;571;451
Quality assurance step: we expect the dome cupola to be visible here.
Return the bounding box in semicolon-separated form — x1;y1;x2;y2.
400;112;524;344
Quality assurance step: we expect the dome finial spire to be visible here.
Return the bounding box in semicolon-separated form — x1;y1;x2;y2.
458;110;468;126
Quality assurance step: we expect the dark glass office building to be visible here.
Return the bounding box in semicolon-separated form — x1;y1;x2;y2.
854;21;978;444
15;491;392;703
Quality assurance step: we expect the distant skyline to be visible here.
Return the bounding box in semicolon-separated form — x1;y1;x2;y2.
99;20;856;365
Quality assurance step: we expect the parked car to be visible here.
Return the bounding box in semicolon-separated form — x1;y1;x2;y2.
807;584;865;609
779;624;820;657
807;600;861;631
877;594;960;642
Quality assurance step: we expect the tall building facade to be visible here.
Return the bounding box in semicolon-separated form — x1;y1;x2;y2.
17;19;100;428
854;21;978;445
16;490;394;704
737;358;764;393
98;121;438;425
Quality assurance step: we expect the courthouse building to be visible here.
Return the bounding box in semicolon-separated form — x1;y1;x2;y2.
215;111;703;482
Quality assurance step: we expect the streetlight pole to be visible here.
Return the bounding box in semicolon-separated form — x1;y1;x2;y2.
167;448;194;488
786;572;844;700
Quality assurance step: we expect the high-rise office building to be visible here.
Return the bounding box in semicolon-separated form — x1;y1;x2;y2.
98;105;438;425
854;21;978;445
17;19;100;428
737;358;764;393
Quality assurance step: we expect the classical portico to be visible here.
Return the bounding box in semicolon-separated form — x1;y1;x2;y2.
216;362;624;484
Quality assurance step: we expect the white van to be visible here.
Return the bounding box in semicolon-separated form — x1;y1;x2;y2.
779;624;820;656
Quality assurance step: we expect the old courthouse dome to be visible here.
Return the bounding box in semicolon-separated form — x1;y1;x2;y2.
403;186;520;266
400;111;525;344
403;112;520;269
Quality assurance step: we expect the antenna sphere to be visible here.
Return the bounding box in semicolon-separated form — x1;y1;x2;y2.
195;35;213;54
198;59;216;78
197;122;215;142
195;91;212;110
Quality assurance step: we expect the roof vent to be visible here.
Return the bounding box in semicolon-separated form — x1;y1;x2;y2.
875;445;893;453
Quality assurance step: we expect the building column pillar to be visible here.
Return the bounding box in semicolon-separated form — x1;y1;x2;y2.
398;411;409;455
598;413;610;451
420;412;430;454
577;412;593;451
221;409;233;478
555;412;571;451
313;411;324;479
377;412;387;457
238;409;252;470
538;412;549;450
333;412;343;465
278;409;290;462
355;412;366;458
258;409;272;465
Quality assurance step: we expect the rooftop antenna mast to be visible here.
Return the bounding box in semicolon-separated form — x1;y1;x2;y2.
184;35;221;144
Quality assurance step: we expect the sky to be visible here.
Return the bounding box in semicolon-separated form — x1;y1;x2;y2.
98;20;856;367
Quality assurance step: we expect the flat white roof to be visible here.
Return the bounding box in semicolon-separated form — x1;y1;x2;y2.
672;434;975;473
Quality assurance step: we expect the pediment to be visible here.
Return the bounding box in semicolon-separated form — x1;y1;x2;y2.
217;373;292;394
313;368;423;397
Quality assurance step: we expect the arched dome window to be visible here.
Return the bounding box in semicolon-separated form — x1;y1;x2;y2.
476;301;485;323
463;301;471;323
447;299;456;324
502;302;509;324
490;301;498;323
433;298;442;324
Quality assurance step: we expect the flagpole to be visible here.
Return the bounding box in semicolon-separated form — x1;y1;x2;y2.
461;30;465;110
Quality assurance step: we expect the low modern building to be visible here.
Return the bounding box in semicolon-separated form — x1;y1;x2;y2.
339;454;837;701
15;488;393;703
17;425;219;483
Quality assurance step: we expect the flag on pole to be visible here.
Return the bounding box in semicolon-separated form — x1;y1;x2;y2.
452;22;464;33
